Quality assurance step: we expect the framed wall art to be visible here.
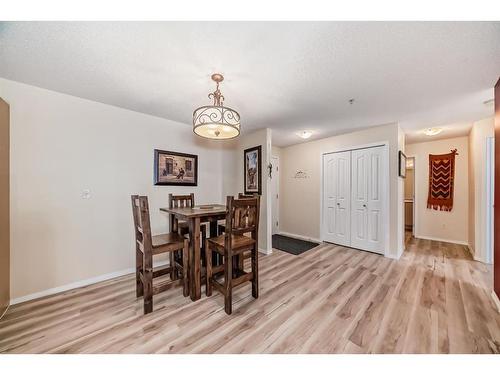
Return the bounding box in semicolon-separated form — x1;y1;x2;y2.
154;149;198;186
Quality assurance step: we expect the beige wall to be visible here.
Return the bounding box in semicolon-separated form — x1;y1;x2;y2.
0;98;9;316
468;117;494;262
406;136;469;245
272;145;281;158
1;78;229;301
222;129;272;253
280;123;404;258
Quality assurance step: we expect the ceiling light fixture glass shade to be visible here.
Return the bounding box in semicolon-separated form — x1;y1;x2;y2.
423;127;443;136
193;73;240;140
296;130;313;139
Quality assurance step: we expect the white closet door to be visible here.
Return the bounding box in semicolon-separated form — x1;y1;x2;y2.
350;146;384;254
322;151;351;246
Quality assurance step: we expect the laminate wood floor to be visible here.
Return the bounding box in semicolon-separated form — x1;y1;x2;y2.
1;236;499;353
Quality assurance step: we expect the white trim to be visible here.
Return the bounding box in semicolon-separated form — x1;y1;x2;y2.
320;141;391;258
258;247;272;255
491;291;500;313
415;235;469;246
278;231;322;244
10;261;169;306
271;155;280;235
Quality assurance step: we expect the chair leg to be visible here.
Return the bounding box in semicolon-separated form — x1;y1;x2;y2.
169;252;177;280
135;247;143;298
224;250;233;315
205;239;212;297
251;246;259;299
182;239;189;297
143;252;153;314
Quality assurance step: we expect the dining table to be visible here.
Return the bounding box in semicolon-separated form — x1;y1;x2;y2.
160;204;227;301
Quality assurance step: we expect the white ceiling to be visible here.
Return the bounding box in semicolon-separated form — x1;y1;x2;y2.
0;22;499;146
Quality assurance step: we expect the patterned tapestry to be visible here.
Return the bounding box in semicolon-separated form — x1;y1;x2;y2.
427;149;458;211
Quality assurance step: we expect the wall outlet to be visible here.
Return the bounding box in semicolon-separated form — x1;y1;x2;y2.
81;189;91;199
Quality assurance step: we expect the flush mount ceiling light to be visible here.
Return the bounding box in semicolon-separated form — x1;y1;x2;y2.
193;73;240;140
296;130;313;139
423;127;443;136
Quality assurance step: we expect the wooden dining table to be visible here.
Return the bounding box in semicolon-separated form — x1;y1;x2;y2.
160;204;227;301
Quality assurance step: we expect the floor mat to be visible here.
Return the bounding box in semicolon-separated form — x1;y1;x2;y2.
272;234;319;255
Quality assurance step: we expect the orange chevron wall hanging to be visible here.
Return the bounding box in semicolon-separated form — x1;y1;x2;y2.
427;149;458;211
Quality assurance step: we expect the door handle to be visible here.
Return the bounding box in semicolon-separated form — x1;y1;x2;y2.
362;204;367;208
337;202;340;206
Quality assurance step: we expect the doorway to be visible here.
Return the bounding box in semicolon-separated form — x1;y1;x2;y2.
271;156;279;235
404;157;415;238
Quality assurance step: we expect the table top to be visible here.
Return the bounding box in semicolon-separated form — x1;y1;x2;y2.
160;204;227;218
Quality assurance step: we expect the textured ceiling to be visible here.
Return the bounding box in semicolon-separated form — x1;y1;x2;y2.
0;22;499;146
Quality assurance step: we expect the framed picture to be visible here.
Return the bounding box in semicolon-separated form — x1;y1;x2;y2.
244;145;262;195
154;149;198;186
399;151;407;178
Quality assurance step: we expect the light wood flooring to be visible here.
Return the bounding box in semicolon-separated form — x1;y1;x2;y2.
1;236;499;353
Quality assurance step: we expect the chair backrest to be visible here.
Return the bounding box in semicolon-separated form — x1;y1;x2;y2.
131;195;152;251
169;193;195;209
238;193;259;199
225;195;260;244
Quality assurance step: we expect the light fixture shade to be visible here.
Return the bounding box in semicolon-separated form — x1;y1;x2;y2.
193;105;240;140
424;127;443;136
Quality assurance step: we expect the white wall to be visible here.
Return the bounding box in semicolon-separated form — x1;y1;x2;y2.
279;123;404;258
406;136;469;245
222;128;272;254
468;117;494;263
1;78;228;301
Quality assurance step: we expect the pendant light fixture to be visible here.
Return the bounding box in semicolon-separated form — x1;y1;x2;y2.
193;73;241;139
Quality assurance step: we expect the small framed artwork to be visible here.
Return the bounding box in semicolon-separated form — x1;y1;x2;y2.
154;149;198;186
399;151;407;178
244;145;262;195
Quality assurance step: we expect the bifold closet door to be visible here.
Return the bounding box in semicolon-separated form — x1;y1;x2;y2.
350;146;384;254
322;151;351;246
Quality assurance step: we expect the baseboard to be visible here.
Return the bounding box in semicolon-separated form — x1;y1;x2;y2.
258;247;272;255
415;234;468;246
491;291;500;313
10;260;168;306
277;231;322;244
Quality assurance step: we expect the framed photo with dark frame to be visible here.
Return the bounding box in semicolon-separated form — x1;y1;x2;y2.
399;150;407;178
154;149;198;186
244;145;262;195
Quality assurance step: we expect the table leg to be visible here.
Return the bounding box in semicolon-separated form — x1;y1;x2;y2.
189;217;201;301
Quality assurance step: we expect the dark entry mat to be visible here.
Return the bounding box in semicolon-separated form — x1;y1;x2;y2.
272;234;319;255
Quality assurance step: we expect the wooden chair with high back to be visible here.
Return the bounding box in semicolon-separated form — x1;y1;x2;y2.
168;193;207;270
217;193;258;235
205;195;260;315
132;195;189;314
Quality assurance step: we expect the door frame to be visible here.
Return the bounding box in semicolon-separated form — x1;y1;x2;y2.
271;155;280;235
320;141;390;257
486;136;494;264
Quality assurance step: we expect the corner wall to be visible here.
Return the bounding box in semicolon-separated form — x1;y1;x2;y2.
469;117;495;263
221;128;272;254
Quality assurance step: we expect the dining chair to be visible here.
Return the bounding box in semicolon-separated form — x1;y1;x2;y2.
168;193;208;270
217;193;258;235
131;195;189;314
205;195;260;315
